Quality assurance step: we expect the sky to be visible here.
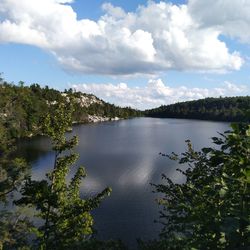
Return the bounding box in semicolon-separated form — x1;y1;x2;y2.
0;0;250;110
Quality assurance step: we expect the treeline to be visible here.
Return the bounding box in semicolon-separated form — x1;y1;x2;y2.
0;77;141;138
144;96;250;122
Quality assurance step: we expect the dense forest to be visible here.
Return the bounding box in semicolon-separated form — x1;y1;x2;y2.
144;96;250;122
0;77;141;138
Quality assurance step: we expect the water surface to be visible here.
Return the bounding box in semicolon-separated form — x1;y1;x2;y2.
16;118;229;248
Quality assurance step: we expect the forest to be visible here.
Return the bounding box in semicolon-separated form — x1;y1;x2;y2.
144;96;250;122
0;77;141;139
2;75;250;142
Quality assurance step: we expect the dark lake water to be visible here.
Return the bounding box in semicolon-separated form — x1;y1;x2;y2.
16;118;229;248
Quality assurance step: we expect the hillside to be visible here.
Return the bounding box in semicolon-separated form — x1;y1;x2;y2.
144;96;250;122
0;80;141;138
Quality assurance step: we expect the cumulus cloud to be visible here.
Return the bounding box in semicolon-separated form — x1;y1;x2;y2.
0;0;246;75
71;79;248;110
189;0;250;44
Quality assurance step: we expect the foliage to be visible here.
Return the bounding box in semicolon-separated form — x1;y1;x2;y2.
0;117;30;201
0;120;31;249
0;75;128;248
0;76;141;139
146;123;250;249
73;239;128;250
16;103;112;249
0;210;32;250
145;96;250;122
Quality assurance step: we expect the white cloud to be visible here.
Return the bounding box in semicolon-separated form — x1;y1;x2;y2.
102;3;126;19
0;0;246;75
71;79;249;110
189;0;250;44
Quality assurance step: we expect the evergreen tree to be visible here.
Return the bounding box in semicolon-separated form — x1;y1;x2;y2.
17;103;112;249
145;96;250;122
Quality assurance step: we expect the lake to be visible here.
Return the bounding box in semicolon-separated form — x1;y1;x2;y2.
16;118;229;248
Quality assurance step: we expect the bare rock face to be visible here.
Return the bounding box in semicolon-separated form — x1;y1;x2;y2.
61;92;122;124
87;115;120;123
62;93;103;107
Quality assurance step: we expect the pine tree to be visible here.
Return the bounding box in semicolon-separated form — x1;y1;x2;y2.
17;103;112;249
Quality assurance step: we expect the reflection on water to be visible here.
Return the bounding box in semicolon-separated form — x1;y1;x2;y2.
16;118;229;248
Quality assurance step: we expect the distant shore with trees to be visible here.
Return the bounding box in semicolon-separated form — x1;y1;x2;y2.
144;96;250;122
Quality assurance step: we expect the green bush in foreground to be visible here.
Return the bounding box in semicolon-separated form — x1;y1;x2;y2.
140;123;250;250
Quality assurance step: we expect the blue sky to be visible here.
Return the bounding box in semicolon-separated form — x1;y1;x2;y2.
0;0;249;109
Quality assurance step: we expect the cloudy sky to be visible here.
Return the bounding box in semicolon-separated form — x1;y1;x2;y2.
0;0;249;109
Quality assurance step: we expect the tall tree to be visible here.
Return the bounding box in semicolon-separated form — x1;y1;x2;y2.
17;103;112;249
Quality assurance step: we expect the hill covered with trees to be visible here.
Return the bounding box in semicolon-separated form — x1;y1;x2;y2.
144;96;250;122
0;77;141;138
